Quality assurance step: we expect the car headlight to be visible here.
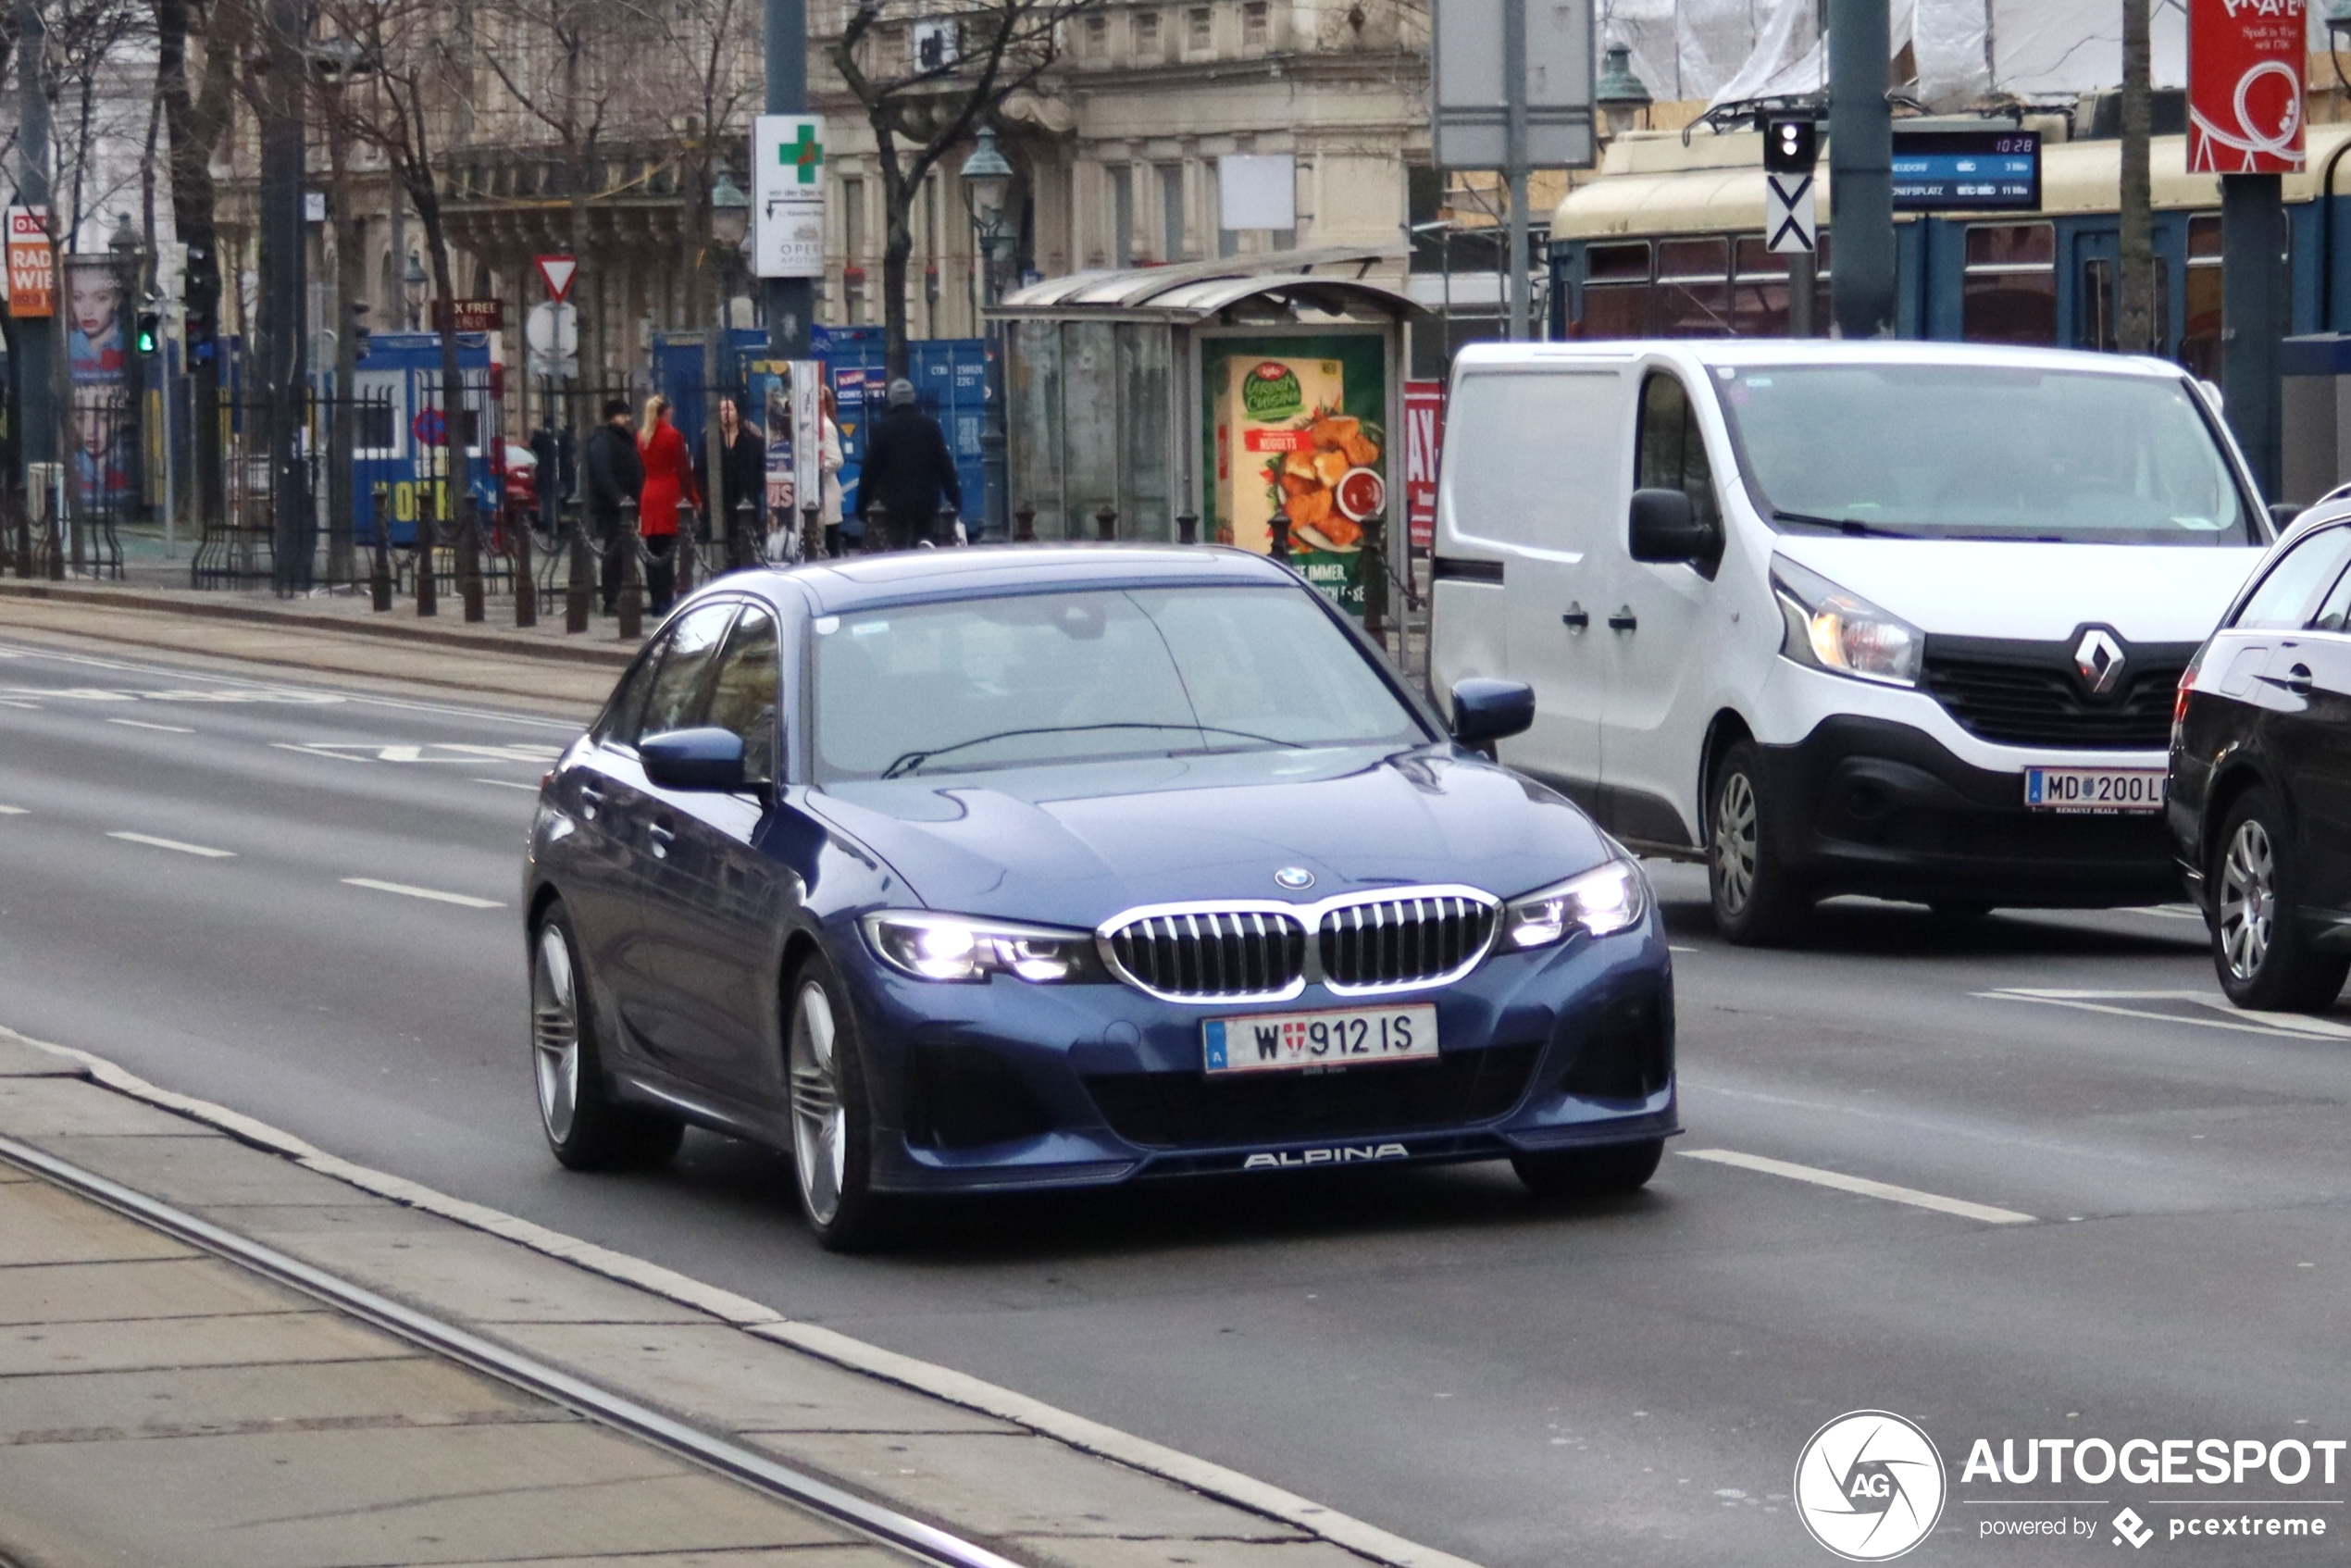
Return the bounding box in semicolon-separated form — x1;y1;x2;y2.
1771;555;1923;687
862;912;1095;983
1499;859;1648;951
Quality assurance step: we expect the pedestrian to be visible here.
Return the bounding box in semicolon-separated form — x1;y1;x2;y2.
855;378;960;552
580;398;643;614
818;385;846;559
637;393;701;616
694;395;766;566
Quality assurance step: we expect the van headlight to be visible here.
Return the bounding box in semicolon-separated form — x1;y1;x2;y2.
863;912;1095;983
1771;555;1923;688
1500;859;1648;951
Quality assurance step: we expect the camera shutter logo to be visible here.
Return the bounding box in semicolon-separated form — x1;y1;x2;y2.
1793;1411;1946;1562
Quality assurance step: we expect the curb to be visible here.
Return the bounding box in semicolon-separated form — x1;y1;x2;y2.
0;580;638;667
4;1024;1486;1568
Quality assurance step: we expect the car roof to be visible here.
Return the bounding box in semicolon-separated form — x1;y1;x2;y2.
1452;338;2185;380
726;543;1299;615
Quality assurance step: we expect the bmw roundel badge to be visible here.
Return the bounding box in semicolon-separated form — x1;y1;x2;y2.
1274;866;1316;891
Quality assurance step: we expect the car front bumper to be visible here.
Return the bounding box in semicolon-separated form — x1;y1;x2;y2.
832;914;1680;1195
1751;716;2178;908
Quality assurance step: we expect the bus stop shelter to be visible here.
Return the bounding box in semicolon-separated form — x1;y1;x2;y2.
991;248;1416;617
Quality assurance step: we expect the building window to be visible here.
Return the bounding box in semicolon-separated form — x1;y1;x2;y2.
1109;165;1134;268
1188;6;1213;51
1083;13;1106;56
841;177;865;263
1961;222;2057;345
1133;9;1160;57
1242;1;1268;45
1159;164;1187;260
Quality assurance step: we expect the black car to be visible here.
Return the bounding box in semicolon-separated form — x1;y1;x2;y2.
2170;507;2351;1010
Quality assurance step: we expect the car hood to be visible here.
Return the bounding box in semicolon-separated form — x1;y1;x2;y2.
805;745;1611;927
1769;537;2265;644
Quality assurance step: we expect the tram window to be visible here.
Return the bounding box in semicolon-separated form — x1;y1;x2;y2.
1657;237;1731;337
1962;222;2058;345
352;401;397;453
2182;214;2224;380
1733;238;1789;336
1580;242;1652;338
2078;255;2171;354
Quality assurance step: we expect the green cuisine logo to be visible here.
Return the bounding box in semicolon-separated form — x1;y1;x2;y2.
1243;362;1303;421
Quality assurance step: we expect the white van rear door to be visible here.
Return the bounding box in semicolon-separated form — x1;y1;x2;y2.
1440;366;1628;802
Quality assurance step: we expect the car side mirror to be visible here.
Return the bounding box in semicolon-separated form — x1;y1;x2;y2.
1450;678;1535;748
1629;487;1711;564
640;727;749;791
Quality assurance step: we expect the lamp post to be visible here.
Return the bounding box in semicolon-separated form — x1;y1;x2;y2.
1594;44;1651;141
402;252;429;331
106;214;143;540
709;168;753;566
960;126;1014;544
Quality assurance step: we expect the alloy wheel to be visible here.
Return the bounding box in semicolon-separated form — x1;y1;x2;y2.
1714;770;1760;916
531;925;581;1144
789;980;849;1226
2219;818;2278;982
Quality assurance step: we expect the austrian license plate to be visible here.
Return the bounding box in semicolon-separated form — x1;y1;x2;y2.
2023;765;2166;814
1202;1003;1439;1076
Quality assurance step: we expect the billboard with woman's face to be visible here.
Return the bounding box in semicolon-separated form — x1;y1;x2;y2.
65;256;135;510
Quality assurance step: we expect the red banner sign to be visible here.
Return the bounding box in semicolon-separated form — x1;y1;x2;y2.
2188;0;2307;174
1404;380;1445;551
6;206;55;317
430;297;504;334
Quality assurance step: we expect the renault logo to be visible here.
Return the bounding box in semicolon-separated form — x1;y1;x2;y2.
2074;628;2126;695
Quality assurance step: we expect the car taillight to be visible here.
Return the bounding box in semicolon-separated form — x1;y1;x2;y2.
2172;667;2196;730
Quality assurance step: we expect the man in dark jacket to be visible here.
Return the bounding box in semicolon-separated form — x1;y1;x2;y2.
855;378;961;551
581;399;643;612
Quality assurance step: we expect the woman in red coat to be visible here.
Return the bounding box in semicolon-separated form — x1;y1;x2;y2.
637;394;701;616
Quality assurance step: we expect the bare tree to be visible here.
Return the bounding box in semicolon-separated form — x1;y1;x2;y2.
827;0;1103;374
664;0;759;328
155;0;249;529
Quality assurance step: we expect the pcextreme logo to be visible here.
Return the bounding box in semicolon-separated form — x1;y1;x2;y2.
1795;1411;1948;1562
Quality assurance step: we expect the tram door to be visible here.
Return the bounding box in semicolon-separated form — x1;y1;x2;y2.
2073;229;2171;356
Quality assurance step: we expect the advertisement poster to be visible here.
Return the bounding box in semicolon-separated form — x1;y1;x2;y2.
750;359;798;518
66;255;134;510
1202;333;1389;617
2188;0;2306;174
1404;380;1445;552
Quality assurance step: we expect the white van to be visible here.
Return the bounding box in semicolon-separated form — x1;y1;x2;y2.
1430;341;2275;942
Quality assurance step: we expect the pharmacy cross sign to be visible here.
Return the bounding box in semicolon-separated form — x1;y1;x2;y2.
780;123;824;184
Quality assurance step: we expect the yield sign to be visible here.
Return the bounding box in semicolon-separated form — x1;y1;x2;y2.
534;254;578;303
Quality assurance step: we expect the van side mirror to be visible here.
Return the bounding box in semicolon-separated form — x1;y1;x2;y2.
1450;678;1535;748
641;727;749;791
1629;488;1710;564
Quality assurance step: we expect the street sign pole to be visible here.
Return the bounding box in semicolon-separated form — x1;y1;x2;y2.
1827;0;1894;339
764;0;814;360
1501;0;1528;340
1763;117;1820;339
12;0;57;499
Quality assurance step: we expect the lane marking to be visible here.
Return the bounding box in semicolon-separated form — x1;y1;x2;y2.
341;877;504;909
106;717;197;734
1983;988;2351;1040
0;805;26;815
1677;1147;2036;1225
0;1024;1482;1568
0;699;38;710
473;778;539;791
106;831;235;859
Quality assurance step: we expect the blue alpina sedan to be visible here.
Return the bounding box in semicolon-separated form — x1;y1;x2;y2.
523;547;1677;1248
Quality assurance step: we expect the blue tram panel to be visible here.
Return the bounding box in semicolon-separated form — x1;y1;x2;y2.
343;332;499;550
1892;130;2042;213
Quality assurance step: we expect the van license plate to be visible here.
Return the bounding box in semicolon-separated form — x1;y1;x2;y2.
1203;1004;1439;1076
2023;766;2166;814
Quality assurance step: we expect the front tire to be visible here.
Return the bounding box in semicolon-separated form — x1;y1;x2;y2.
1709;740;1810;945
2211;791;2348;1012
786;952;897;1251
1511;1139;1664;1200
531;906;684;1171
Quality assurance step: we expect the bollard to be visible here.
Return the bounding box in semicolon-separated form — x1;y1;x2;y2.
1095;505;1117;542
1176;512;1200;546
616;499;643;641
1362;515;1388;646
939;504;959;547
417;492;440;617
1269;504;1292;564
515;515;538;628
675;499;698;597
13;502;29;579
736;499;759;571
866;502;889;554
802;503;823;565
370;485;393;612
564;504;591;634
1014;505;1037;543
458;507;485;624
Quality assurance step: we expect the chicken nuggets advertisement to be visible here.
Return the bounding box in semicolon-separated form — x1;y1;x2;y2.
1205;335;1391;617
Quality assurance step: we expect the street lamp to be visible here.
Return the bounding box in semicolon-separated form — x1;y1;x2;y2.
106;215;145;529
1596;44;1653;140
403;252;429;330
960;126;1015;544
709;168;754;564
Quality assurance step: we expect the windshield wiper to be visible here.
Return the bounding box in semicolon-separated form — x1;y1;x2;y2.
880;722;1296;778
1771;508;1920;540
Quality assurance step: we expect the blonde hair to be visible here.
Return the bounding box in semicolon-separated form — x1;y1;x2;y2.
641;393;669;429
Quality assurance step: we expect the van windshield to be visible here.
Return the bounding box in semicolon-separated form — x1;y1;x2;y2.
1711;363;2258;545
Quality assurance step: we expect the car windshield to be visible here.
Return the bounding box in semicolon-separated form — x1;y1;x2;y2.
811;584;1429;781
1712;363;2256;545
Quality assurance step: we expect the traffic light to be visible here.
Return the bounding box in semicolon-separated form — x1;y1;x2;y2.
1763;117;1819;175
349;299;372;357
135;311;160;355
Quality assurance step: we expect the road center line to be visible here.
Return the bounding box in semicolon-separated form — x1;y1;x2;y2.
1677;1147;2036;1225
1981;989;2351;1040
106;717;197;734
342;877;504;909
472;778;539;791
0;805;26;815
106;831;235;859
